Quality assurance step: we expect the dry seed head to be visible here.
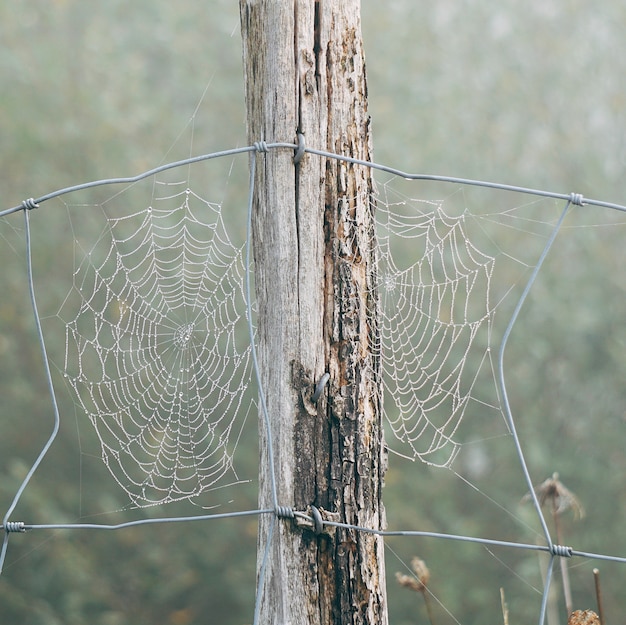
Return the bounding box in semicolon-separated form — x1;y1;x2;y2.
395;572;424;593
567;609;599;625
395;556;430;593
522;472;585;519
411;557;431;588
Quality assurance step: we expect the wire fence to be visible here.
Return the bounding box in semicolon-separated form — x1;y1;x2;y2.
2;139;626;625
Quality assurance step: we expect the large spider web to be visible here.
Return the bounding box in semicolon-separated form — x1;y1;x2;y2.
58;179;252;508
376;194;494;467
373;181;560;469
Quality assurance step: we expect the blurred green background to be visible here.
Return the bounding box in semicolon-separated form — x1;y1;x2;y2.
2;1;626;624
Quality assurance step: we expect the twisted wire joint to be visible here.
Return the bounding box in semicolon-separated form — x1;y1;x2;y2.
4;521;26;533
275;506;295;519
21;198;39;211
551;544;573;558
569;193;585;206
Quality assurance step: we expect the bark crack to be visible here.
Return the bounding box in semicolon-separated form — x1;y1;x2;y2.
314;0;322;82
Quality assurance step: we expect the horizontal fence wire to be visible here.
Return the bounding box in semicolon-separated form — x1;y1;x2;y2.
3;139;626;219
2;138;626;625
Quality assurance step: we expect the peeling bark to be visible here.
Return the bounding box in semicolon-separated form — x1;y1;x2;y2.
240;2;387;623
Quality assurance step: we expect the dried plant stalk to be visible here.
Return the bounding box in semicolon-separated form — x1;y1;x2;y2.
395;557;435;625
593;569;604;625
500;587;509;625
523;473;584;617
523;472;585;519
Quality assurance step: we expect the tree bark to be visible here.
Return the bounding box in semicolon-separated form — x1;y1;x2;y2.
240;2;387;623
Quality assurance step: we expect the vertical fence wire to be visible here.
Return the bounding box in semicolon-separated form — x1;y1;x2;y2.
0;209;62;575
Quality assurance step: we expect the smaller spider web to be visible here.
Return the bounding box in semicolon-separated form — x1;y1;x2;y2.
58;180;253;508
374;181;559;468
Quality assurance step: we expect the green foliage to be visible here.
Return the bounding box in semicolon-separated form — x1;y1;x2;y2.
3;1;626;624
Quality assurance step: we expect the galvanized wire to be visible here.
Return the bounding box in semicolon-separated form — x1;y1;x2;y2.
0;210;62;575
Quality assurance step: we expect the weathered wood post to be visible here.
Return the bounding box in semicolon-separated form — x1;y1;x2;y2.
240;1;387;622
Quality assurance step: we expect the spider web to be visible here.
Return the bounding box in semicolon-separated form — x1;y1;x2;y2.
373;181;559;468
52;161;566;508
58;178;253;508
377;201;493;467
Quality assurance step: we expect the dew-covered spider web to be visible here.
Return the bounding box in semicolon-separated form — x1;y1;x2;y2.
57;171;254;508
376;190;495;468
50;156;581;507
372;179;568;469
